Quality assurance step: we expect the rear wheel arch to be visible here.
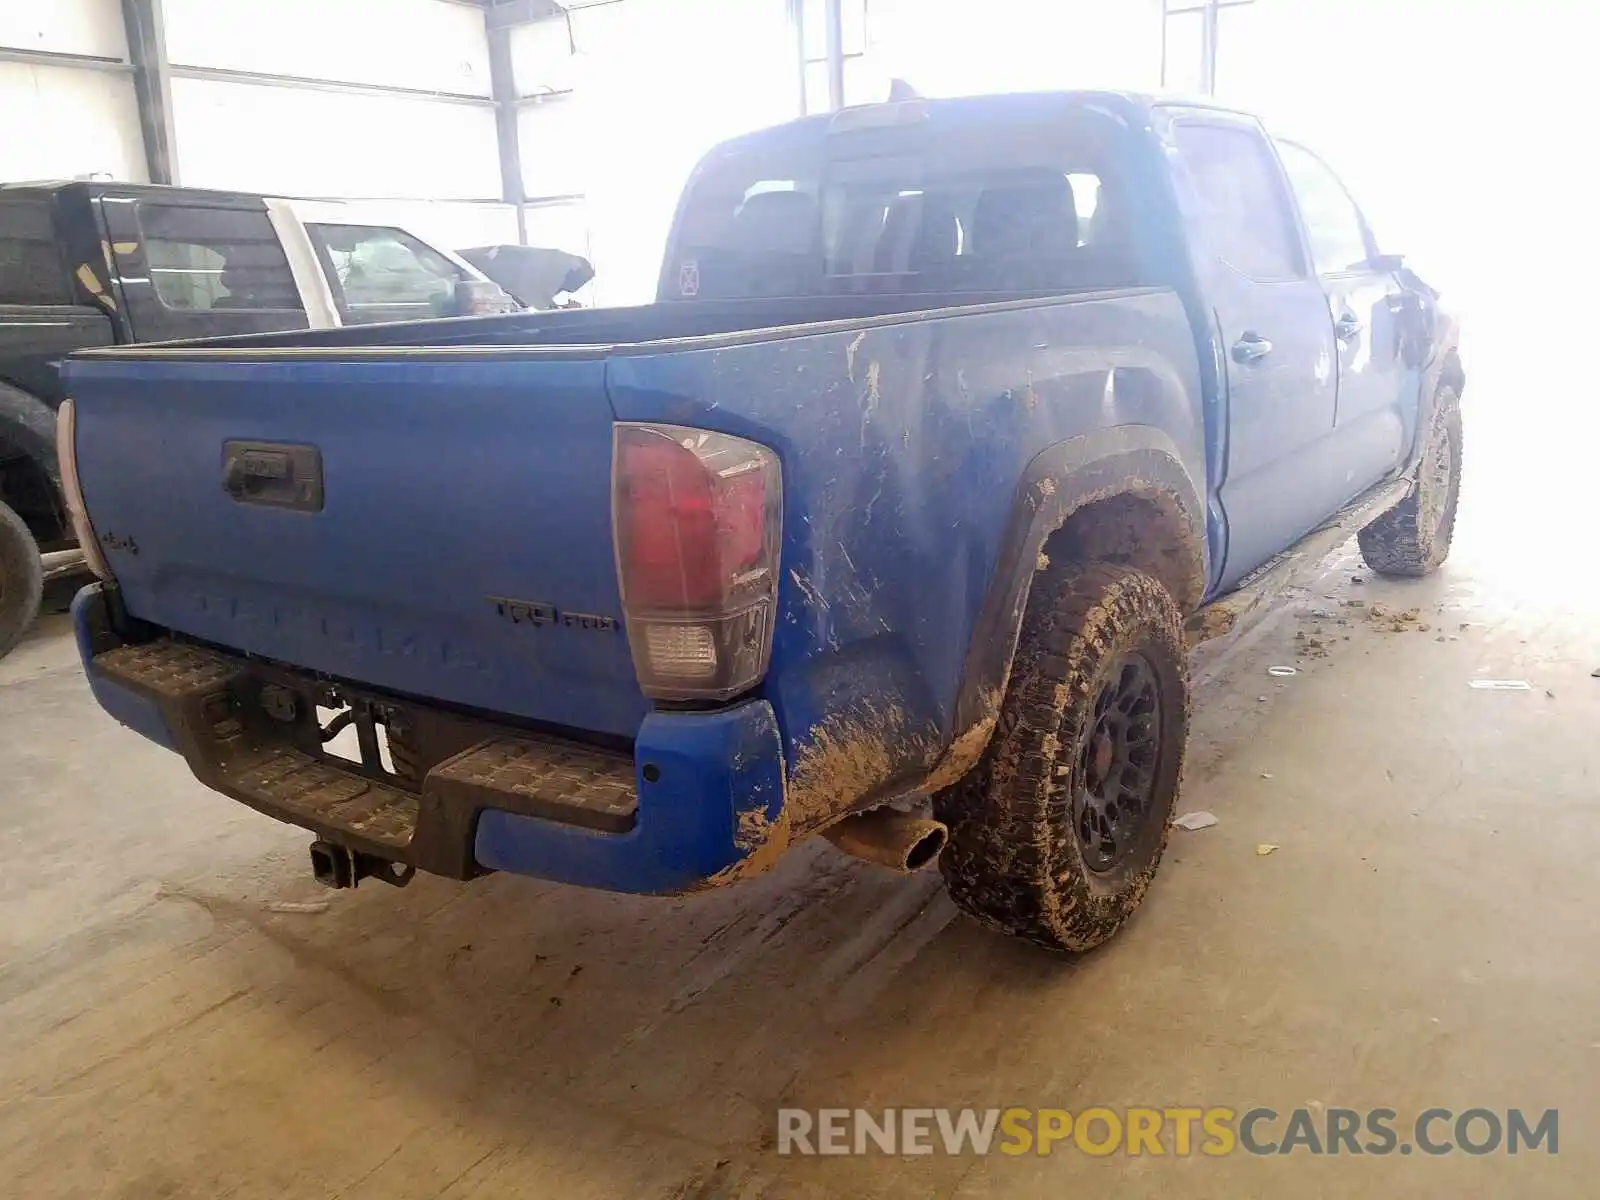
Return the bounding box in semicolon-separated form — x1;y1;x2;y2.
0;385;68;549
929;429;1206;790
1040;488;1202;613
0;497;44;660
0;382;61;487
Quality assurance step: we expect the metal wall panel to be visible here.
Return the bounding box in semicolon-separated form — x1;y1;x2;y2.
171;76;501;199
862;0;1163;97
0;62;147;181
0;0;128;60
163;0;492;97
509;0;799;302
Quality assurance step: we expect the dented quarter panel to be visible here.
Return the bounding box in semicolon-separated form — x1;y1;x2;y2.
607;288;1205;834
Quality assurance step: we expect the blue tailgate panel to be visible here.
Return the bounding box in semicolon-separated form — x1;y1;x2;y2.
68;355;648;737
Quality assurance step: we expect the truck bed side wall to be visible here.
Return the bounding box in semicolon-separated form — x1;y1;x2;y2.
607;288;1206;834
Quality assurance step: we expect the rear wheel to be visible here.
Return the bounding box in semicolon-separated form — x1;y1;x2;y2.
934;562;1189;952
0;500;43;662
1358;387;1463;577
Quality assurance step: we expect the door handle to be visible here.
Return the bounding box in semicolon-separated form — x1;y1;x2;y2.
223;450;291;498
1335;313;1364;341
1231;333;1273;365
222;441;324;511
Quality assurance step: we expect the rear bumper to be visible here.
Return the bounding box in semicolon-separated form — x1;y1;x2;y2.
73;583;790;895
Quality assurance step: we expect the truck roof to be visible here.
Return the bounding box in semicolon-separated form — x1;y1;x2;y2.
711;89;1253;157
0;179;278;205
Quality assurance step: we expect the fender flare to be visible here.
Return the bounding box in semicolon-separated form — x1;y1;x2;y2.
0;382;62;494
1404;294;1464;477
945;426;1207;752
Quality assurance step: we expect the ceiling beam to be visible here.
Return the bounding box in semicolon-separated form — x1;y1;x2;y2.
121;0;179;185
486;0;568;31
487;23;528;241
166;63;494;106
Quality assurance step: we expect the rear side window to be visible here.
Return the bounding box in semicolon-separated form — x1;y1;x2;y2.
137;203;301;312
307;224;467;324
0;198;71;305
667;112;1150;300
1172;123;1305;283
1274;140;1372;275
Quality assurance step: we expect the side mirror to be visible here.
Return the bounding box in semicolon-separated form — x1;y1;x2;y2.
1368;252;1405;273
559;259;596;296
453;278;519;316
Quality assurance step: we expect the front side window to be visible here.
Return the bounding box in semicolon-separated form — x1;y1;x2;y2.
136;203;301;312
1275;140;1372;276
1172;122;1305;283
307;224;467;324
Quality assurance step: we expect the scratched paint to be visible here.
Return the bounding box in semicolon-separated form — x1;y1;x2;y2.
606;286;1209;834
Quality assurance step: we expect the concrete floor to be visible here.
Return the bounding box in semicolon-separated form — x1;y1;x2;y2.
2;365;1597;1198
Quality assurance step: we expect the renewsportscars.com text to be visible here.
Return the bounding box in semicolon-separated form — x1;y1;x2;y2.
776;1106;1558;1158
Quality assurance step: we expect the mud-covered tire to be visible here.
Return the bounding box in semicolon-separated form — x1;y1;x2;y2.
934;562;1189;952
0;500;43;662
1357;388;1463;577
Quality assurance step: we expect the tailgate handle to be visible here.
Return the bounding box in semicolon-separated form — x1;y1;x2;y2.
222;441;324;512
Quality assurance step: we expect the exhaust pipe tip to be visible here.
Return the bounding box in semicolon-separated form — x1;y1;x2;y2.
822;808;948;874
904;824;947;871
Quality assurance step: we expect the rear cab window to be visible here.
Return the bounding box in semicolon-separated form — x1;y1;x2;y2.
0;195;71;306
135;203;303;312
665;101;1159;300
306;224;469;324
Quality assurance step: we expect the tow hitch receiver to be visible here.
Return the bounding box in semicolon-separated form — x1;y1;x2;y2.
91;638;640;884
309;840;416;890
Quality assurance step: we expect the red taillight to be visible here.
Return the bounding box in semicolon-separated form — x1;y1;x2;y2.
613;424;781;701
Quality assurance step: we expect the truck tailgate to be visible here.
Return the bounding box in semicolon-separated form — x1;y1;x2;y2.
66;354;648;737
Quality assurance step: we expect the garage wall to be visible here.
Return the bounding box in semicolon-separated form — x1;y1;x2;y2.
0;62;147;183
162;0;492;96
511;0;801;304
0;0;126;56
164;0;510;244
1211;0;1596;327
805;0;1164;111
168;78;501;199
2;0;516;251
0;0;145;181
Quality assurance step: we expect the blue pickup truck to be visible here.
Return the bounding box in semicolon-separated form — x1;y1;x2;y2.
59;92;1462;951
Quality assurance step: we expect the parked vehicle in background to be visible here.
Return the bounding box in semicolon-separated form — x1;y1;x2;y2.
0;181;516;659
458;245;596;310
61;92;1462;952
